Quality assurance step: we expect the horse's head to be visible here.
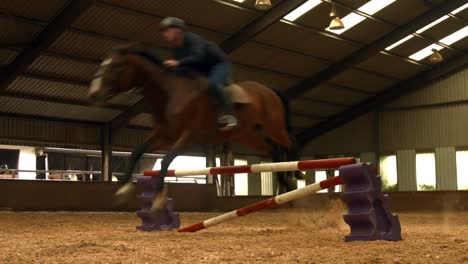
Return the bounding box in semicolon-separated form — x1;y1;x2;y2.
88;43;163;104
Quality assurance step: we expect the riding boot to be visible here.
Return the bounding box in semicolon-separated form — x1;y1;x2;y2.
209;84;238;131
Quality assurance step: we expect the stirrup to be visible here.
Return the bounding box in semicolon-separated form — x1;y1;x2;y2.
217;114;238;131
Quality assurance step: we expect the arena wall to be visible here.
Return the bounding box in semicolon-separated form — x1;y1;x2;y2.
0;180;466;212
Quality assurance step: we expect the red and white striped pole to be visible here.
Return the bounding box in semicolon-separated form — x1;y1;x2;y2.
144;157;355;177
178;175;342;232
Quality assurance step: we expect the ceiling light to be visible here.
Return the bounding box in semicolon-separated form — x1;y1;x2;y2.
232;0;246;2
326;0;396;34
329;4;344;30
429;49;443;63
326;13;365;34
409;44;443;61
283;0;322;21
255;0;272;10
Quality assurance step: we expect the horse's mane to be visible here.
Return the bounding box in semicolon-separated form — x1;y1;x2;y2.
112;42;163;66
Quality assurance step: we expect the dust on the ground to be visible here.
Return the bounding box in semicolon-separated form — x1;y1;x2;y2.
0;205;467;264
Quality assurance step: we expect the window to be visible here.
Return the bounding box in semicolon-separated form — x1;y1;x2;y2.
261;168;274;196
234;159;248;195
416;153;436;191
334;170;341;192
379;155;397;190
153;155;207;184
315;171;327;193
456;151;468;190
297;179;306;189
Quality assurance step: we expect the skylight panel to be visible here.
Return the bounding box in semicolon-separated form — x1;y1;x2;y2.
451;3;468;14
439;25;468;45
283;0;322;21
385;35;414;51
326;0;396;34
385;3;468;51
415;15;450;34
359;0;397;15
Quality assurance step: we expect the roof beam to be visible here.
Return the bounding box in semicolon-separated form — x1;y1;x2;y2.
285;0;467;99
0;0;95;93
296;52;468;145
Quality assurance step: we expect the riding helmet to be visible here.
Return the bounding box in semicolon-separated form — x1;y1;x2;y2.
159;17;186;31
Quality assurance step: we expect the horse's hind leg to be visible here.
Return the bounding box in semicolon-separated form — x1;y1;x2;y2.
266;138;296;194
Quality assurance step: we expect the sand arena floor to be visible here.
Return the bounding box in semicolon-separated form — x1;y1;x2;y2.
0;205;467;264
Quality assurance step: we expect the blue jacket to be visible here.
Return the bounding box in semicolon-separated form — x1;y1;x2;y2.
173;32;228;74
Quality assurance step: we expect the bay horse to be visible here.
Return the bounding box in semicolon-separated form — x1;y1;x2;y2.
88;43;301;209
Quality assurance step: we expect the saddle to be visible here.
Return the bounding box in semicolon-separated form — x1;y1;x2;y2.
225;84;251;104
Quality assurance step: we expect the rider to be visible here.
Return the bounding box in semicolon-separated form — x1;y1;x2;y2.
159;17;238;131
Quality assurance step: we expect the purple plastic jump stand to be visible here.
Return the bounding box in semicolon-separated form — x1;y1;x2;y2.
339;163;401;242
136;176;180;231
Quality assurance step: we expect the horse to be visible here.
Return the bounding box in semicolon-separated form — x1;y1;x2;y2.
88;42;302;209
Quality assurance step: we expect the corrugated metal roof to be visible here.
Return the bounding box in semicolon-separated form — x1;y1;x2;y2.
129;113;153;127
6;76;88;99
390;35;434;57
303;84;369;105
6;76;145;107
232;64;300;89
339;19;394;44
73;3;156;40
100;0;257;34
0;16;42;44
330;68;397;93
375;0;430;25
291;100;345;117
230;43;327;78
0;96;120;122
0;49;17;65
357;53;425;79
290;116;320;128
0;0;67;21
422;17;467;41
108;92;143;106
27;55;97;81
49;30;125;60
254;22;359;61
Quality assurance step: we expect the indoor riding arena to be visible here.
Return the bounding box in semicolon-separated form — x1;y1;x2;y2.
1;0;467;263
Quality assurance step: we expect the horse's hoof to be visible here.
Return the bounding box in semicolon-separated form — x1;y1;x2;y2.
150;185;168;215
113;183;135;205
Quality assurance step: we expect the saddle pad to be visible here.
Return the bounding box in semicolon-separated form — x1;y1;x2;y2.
227;84;251;104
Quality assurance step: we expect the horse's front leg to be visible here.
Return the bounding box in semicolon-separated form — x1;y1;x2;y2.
151;131;192;213
114;132;161;204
